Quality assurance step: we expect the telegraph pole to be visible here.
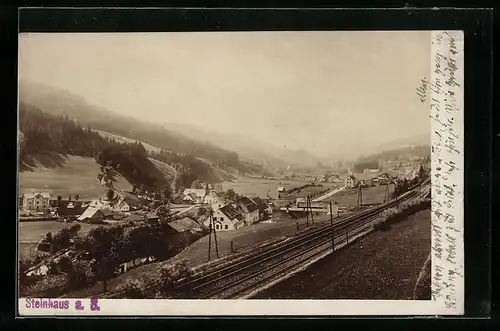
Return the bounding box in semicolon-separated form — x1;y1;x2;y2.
357;185;363;209
309;195;314;224
329;202;334;251
211;210;219;258
305;196;308;225
207;219;212;261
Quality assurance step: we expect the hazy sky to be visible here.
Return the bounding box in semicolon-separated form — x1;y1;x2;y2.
19;31;431;157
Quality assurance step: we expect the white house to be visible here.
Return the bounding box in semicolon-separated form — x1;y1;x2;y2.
183;188;207;204
203;192;227;212
204;204;244;231
89;199;111;209
345;175;359;189
22;192;51;211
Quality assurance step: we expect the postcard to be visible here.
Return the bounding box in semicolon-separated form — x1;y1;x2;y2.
17;29;464;316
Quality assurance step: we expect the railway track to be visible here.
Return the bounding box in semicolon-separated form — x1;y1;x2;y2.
177;180;430;299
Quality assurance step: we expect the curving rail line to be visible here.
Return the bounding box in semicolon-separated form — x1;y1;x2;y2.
176;179;430;299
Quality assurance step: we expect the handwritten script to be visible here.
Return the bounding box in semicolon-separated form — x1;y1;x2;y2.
429;31;464;314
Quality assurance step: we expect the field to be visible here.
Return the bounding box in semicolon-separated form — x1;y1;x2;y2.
254;208;431;299
323;184;396;207
94;130;163;153
18;221;106;259
19;155;133;200
221;177;332;199
148;158;177;188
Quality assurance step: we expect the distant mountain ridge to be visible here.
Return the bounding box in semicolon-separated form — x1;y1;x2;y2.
160;122;325;170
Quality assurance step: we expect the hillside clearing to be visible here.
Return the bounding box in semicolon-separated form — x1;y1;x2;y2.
19;155;132;200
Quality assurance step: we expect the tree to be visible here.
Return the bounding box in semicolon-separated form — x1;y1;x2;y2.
224;189;238;202
156;260;193;298
156;204;171;222
160;186;173;204
51;224;81;253
78;226;125;293
75;194;80;201
57;195;63;206
107;189;115;201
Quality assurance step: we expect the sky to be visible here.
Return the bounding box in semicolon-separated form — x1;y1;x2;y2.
18;31;431;158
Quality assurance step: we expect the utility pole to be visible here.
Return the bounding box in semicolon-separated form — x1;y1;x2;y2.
329;202;334;251
385;182;390;203
306;195;309;227
357;185;363;209
309;195;314;224
207;220;212;261
211;210;219;258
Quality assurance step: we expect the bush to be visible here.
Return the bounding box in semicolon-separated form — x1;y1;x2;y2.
122;277;157;299
51;224;81;253
19;258;40;292
58;255;73;273
156;260;193;298
67;260;95;290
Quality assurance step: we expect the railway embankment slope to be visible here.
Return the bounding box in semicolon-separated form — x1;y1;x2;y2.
253;207;431;300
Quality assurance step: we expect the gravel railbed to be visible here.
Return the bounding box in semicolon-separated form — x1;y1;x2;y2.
212;241;333;299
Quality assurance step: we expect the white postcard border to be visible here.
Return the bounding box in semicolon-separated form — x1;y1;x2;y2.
18;30;465;317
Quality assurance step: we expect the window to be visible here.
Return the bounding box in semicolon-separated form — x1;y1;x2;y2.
216;224;220;229
225;225;228;229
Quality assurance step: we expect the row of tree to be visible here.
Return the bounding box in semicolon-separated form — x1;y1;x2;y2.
21;206;205;294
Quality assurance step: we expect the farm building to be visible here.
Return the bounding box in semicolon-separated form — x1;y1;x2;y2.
251;196;272;221
56;204;87;219
345;175;359;189
183;188;207;204
355;172;380;187
77;207;105;224
235;196;260;225
168;216;205;234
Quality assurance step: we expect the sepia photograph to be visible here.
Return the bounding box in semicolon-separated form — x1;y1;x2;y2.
16;30;463;315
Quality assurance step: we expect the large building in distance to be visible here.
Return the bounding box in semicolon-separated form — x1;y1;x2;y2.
21;192;51;211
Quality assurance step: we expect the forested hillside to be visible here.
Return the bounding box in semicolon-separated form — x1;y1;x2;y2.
19;103;169;191
19;80;270;177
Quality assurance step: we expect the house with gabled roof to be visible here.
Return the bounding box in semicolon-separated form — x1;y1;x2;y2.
345;174;359;189
183;188;207;204
205;204;244;231
235;196;259;225
250;196;272;221
22;192;51;211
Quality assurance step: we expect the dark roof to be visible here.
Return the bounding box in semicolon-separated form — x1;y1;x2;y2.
100;209;115;217
53;200;85;208
57;206;86;216
122;214;144;222
219;204;243;220
236;197;259;213
251;197;269;211
168;217;204;233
